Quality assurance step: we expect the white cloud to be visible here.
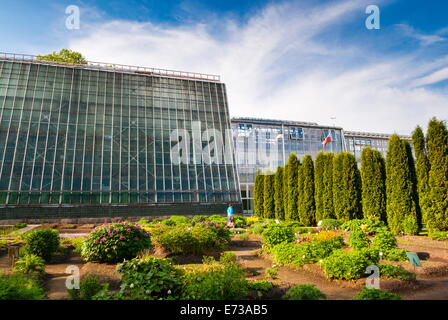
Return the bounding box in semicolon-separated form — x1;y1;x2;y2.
68;0;448;135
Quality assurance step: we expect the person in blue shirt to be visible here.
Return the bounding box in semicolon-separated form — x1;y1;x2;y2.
226;203;234;227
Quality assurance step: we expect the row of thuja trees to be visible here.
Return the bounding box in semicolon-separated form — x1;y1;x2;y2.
254;117;448;235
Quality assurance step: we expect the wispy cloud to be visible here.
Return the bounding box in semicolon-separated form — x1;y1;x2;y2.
68;0;448;135
397;24;446;46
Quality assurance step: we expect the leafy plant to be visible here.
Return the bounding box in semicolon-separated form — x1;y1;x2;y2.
318;219;342;230
68;277;105;300
372;229;397;252
220;252;237;263
191;215;207;224
261;224;295;249
341;219;386;234
383;248;408;261
14;254;45;275
23;228;60;262
161;216;190;226
322;249;378;280
429;231;448;241
378;264;414;280
180;261;248;300
265;267;278;279
117;257;182;300
271;237;344;267
354;287;401;300
247;280;274;292
283;284;326;300
14;223;28;229
349;229;370;250
0;273;45;300
81;222;153;263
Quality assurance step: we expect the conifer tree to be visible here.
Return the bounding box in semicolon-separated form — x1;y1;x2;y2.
263;171;275;219
323;152;335;219
333;152;362;222
426;118;448;231
412;125;430;224
298;155;316;226
405;141;422;229
386;134;419;235
285;153;300;221
283;163;289;216
254;169;264;217
314;152;325;222
274;166;285;220
360;147;387;221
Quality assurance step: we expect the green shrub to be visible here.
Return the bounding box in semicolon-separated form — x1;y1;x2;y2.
354;287;401;300
349;229;370;250
271;238;344;267
68;277;105;300
0;273;45;300
220;252;237;263
322;249;379;280
154;225;229;255
24;228;60;262
68;237;87;254
262;224;295;248
271;242;304;266
191;215;207;224
233;216;247;228
283;284;326;300
251;222;270;235
247;280;274;292
383;248;408;261
81;222;153;263
295;227;313;234
378;264;414;280
206;215;227;224
429;231;448;241
14;254;45;275
318;219;342;230
372;229;397;252
341;219;386;234
201;222;231;244
161;216;190;226
265;267;278;279
180;261;248;300
117;257;182;300
14;223;27;229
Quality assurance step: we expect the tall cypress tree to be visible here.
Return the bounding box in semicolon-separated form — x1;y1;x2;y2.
405;141;422;229
412;125;430;224
322;152;336;219
283;162;289;216
298;155;316;226
360;147;387;221
386;134;419;235
274;166;285;220
333;153;344;220
323;152;335;219
314;152;325;222
254;169;264;217
263;170;275;219
285;153;300;221
426;118;448;231
333;152;362;222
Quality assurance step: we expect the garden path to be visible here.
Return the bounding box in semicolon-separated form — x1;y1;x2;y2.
45;253;84;299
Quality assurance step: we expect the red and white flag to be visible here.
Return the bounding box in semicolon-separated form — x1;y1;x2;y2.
322;132;332;148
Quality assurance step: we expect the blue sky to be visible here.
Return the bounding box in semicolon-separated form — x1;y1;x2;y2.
1;0;448;134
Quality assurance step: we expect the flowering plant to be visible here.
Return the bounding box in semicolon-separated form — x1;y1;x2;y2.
81;222;153;263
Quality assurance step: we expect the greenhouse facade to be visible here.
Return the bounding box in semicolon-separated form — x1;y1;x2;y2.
0;54;240;218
